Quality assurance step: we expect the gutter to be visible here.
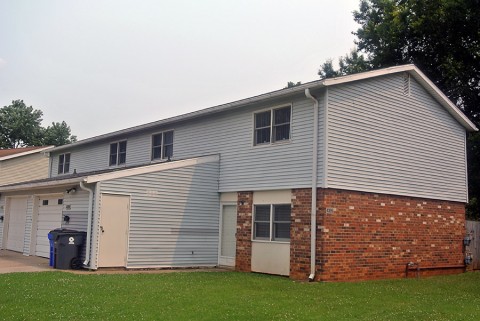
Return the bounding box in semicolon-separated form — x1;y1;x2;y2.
305;88;319;282
79;181;94;267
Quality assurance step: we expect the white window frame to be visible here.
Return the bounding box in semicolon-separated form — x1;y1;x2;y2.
151;130;174;161
252;203;291;243
253;104;292;146
57;153;71;174
109;140;127;166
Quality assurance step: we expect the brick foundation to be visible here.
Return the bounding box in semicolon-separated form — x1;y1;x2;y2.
318;189;465;281
235;191;253;272
236;188;466;281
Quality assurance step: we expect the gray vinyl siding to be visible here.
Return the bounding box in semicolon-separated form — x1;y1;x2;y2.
50;95;320;191
317;91;326;185
62;190;89;232
99;160;220;268
326;74;467;202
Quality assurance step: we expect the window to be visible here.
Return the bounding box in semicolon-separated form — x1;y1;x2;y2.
151;131;174;160
253;204;291;241
254;106;291;145
109;141;127;166
58;153;70;174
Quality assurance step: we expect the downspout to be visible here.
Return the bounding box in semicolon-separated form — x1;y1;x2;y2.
305;88;318;282
79;181;94;267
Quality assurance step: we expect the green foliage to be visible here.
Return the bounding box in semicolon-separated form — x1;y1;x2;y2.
285;81;302;88
0;272;480;320
319;49;371;79
319;0;480;219
0;100;44;148
467;132;480;220
43;121;77;146
0;100;76;148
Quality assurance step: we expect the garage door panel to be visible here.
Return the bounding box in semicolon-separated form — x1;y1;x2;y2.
6;198;28;253
35;199;63;258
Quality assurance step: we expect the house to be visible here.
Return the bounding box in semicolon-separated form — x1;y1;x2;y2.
0;65;477;281
0;146;52;186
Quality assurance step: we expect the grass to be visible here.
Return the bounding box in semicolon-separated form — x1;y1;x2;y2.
0;271;479;320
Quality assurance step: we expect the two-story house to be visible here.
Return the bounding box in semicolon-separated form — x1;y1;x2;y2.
0;65;477;281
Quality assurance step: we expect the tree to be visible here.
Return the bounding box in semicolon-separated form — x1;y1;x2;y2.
0;100;76;148
319;0;480;219
319;49;370;79
43;121;77;146
0;100;43;148
285;81;302;88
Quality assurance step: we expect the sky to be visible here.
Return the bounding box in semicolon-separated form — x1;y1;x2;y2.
0;0;360;140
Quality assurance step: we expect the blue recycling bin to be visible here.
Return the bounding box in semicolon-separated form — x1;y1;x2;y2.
47;231;55;267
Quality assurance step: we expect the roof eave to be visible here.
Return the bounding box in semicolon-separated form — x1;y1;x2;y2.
0;177;85;193
0;146;55;161
322;64;478;132
48;81;326;153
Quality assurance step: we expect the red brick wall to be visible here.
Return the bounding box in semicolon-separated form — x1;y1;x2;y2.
235;191;253;272
318;189;466;281
290;188;313;279
236;188;465;281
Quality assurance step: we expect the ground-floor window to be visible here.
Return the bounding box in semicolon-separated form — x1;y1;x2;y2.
253;204;290;241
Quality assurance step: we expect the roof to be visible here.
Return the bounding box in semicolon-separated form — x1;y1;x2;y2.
49;64;478;153
0;155;219;192
0;146;54;161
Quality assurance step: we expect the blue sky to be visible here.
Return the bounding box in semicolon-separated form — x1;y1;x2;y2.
0;0;360;139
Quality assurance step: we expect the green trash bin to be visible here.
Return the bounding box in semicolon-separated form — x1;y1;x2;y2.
52;230;86;270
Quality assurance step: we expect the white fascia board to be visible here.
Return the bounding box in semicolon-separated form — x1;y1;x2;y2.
85;154;220;183
408;67;478;132
0;146;54;161
322;64;417;87
0;177;85;192
323;64;478;132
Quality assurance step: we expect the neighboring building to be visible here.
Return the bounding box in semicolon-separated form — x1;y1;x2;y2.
0;65;477;281
0;146;52;186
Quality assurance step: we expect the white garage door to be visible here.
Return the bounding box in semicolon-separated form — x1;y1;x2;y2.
6;197;28;253
35;196;63;258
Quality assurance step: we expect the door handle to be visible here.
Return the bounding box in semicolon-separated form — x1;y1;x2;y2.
100;226;105;233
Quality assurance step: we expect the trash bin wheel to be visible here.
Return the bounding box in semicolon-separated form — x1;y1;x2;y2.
70;257;83;270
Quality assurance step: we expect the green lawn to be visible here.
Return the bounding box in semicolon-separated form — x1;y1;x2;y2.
0;271;479;320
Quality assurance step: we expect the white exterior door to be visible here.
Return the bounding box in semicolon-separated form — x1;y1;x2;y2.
35;196;63;258
219;205;237;266
6;197;28;252
97;194;130;267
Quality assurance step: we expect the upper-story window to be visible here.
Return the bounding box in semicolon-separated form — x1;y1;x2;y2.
152;131;174;160
109;141;127;166
254;106;291;145
58;153;70;174
253;204;291;242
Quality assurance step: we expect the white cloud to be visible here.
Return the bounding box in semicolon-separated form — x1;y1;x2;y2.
0;57;6;68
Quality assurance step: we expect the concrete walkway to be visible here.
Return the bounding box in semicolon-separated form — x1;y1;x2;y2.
0;250;231;275
0;250;51;274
